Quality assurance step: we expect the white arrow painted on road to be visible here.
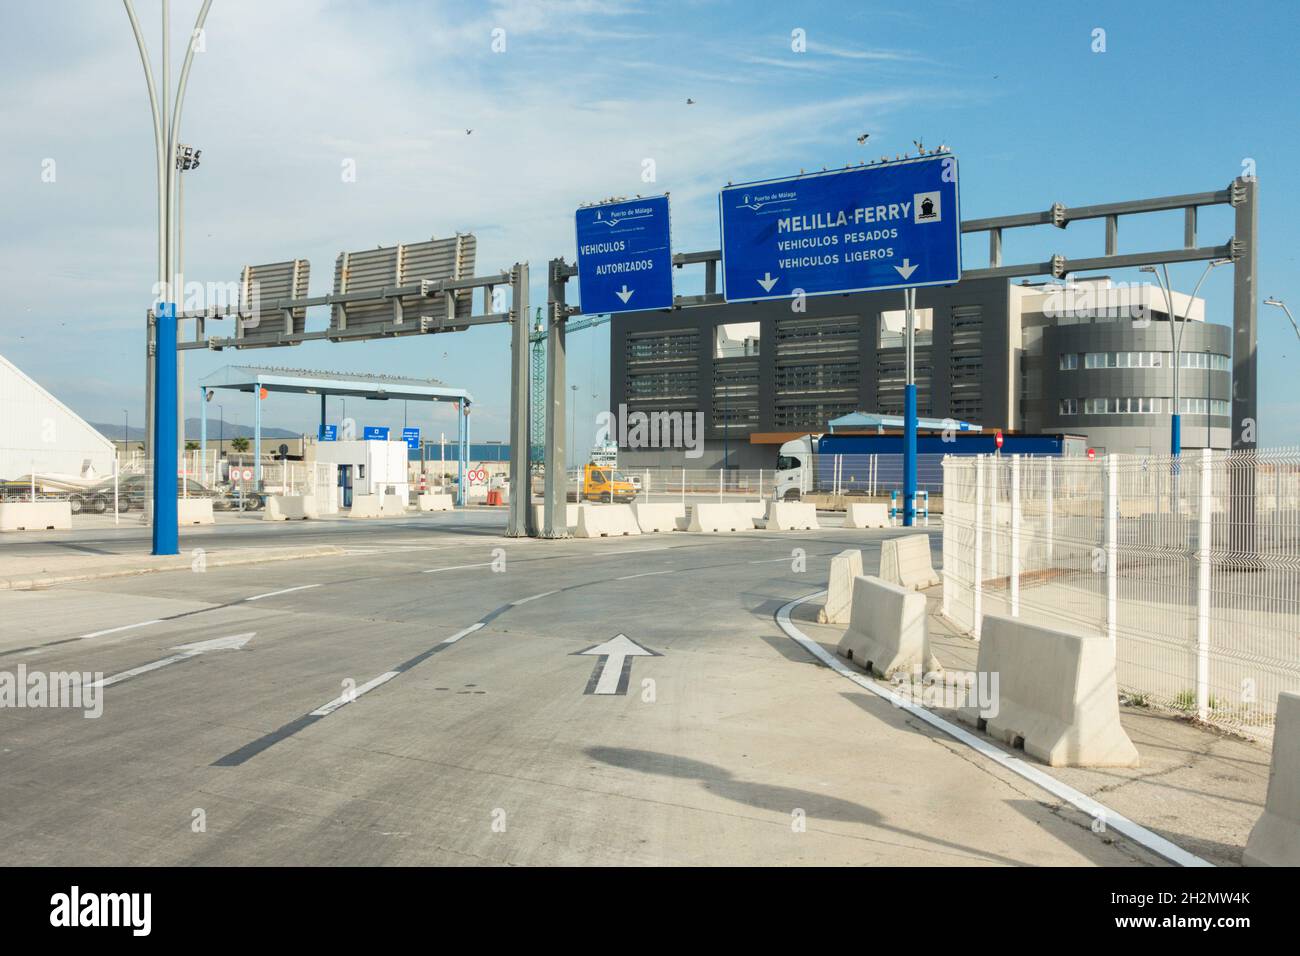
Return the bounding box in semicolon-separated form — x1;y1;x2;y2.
575;633;660;695
894;259;919;280
757;272;779;292
93;633;255;688
615;285;634;304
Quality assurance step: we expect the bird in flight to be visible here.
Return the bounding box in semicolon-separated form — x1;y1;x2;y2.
686;97;695;105
856;133;869;144
466;129;473;135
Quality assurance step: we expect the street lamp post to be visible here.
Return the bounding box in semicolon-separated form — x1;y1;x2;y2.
175;143;201;456
1265;297;1299;342
1140;259;1230;458
123;0;213;556
570;385;579;469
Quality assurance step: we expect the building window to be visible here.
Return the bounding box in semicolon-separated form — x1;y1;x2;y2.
1180;352;1231;370
1059;353;1079;370
878;308;933;349
1058;398;1078;415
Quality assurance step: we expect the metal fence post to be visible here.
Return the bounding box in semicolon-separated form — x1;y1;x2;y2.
1106;454;1119;645
1010;454;1021;617
1045;455;1055;563
973;456;985;639
1196;447;1213;720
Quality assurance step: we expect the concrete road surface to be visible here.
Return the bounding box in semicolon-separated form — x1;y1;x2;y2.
0;514;1166;866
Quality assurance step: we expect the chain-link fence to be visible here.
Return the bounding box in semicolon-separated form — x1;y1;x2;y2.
941;449;1300;737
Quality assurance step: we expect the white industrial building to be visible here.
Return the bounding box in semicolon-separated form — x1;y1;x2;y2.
0;352;115;480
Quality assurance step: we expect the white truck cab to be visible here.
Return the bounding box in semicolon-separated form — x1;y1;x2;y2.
774;435;815;500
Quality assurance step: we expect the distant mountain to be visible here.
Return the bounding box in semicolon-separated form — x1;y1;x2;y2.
91;420;304;443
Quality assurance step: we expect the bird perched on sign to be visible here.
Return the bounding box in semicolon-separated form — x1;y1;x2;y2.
913;139;924;154
856;133;869;144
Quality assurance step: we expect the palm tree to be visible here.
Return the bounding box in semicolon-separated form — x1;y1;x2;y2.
230;437;250;454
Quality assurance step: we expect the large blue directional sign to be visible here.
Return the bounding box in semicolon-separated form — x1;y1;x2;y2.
719;155;961;302
574;195;674;315
318;424;337;442
402;427;421;450
363;426;390;441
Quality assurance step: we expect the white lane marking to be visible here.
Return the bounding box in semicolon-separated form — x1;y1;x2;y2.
748;557;794;564
310;671;400;717
774;591;1210;868
79;620;164;640
512;590;558;605
422;547;671;574
93;632;256;688
615;570;674;580
580;634;657;695
442;622;484;644
245;584;321;602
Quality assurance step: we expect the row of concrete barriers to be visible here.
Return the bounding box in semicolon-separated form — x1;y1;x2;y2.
818;536;1300;865
0;499;220;531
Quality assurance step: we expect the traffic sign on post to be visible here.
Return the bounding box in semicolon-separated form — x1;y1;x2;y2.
402;427;421;450
574;195;674;315
718;155;961;302
363;426;389;441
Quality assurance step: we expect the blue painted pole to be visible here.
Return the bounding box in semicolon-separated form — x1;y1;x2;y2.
456;401;466;506
1170;412;1181;457
152;303;179;556
903;382;917;527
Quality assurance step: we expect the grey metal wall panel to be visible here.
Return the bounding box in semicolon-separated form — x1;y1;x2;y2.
330;235;476;334
237;259;310;347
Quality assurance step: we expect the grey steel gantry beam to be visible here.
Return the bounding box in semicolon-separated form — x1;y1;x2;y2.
506;262;532;537
543;258;578;538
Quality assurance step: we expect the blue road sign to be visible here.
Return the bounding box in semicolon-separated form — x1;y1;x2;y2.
575;195;674;315
402;426;421;450
319;424;337;441
363;426;390;441
719;155;961;302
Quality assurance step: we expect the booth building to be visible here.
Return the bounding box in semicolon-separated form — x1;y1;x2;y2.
609;275;1230;467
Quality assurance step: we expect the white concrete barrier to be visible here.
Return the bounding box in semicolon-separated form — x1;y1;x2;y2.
177;498;215;526
958;614;1140;768
743;501;766;522
845;502;890;529
417;493;454;512
818;549;863;624
879;534;941;590
532;503;579;530
632;502;685;533
0;501;72;531
381;494;408;515
264;495;317;521
576;504;642;538
1245;691;1300;866
348;494;383;518
836;575;937;679
687;503;756;532
765;500;819;531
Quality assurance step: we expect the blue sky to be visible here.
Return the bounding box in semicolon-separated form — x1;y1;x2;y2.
2;0;1298;445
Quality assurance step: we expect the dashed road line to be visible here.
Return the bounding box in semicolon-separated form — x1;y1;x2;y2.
245;584;321;601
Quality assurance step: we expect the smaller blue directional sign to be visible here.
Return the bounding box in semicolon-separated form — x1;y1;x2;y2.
319;424;337;442
575;195;674;315
719;154;961;302
363;426;390;441
402;427;421;450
